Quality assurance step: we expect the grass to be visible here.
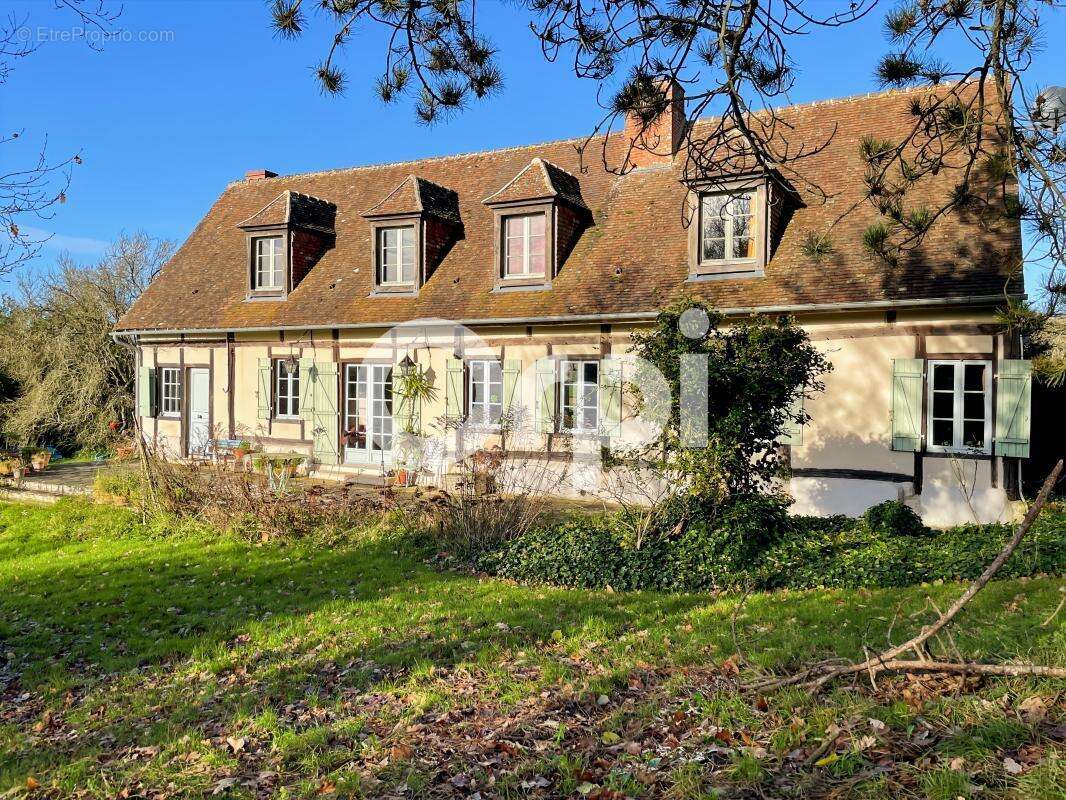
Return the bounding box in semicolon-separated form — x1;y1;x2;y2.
0;499;1062;798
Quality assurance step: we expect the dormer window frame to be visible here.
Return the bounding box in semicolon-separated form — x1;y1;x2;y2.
245;226;291;300
687;175;770;280
489;200;555;290
367;214;423;296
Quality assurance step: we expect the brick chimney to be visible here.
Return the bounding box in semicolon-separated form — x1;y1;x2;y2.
245;169;278;180
624;78;685;169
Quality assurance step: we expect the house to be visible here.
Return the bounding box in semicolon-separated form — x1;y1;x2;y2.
114;84;1031;526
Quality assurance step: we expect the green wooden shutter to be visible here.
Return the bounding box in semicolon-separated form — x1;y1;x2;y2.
445;358;464;420
311;361;339;465
779;391;804;446
598;358;623;437
298;357;316;421
502;359;521;418
257;358;272;421
138;366;157;418
995;359;1032;458
536;360;557;434
891;358;924;452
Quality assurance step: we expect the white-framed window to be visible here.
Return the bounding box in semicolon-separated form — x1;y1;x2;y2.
467;359;503;427
377;226;416;286
160;367;181;416
699;191;757;265
503;213;546;278
274;359;300;419
560;359;599;434
253;236;284;290
927;360;992;454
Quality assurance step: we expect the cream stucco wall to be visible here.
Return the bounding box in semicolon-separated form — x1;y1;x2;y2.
134;310;1019;523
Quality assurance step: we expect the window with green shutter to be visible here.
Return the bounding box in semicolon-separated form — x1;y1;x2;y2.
138;366;157;418
779;391;804;446
995;359;1032;458
891;358;924;452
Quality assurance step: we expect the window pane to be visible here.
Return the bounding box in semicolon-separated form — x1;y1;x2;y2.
505;233;525;275
505;216;524;238
963;392;985;419
932;391;954;419
703;238;725;261
932;419;954;447
528;214;545;237
963;421;985;448
583;362;598;383
732;236;754;259
583;407;597;430
528;248;545;275
932;364;954;391
730;194;751;218
964;364;986;391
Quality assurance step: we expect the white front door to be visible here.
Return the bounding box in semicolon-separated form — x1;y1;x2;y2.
343;364;393;465
187;368;211;456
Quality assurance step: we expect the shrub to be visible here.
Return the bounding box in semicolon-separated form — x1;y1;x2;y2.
862;500;927;537
671;493;793;590
485;505;1066;593
490;514;673;591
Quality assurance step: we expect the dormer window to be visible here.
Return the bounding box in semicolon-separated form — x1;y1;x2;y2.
700;191;756;265
503;213;546;278
363;175;461;295
238;190;336;300
484;158;590;291
253;236;285;291
687;177;776;279
377;225;416;286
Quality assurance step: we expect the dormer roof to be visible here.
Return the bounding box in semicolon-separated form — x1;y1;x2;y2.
364;175;461;225
483;157;587;209
238;190;336;233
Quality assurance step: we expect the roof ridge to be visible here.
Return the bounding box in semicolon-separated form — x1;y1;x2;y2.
229;82;963;189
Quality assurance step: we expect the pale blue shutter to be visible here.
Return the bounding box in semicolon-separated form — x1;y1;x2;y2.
536;360;557;434
995;359;1032;458
502;359;521;419
598;358;623;437
311;361;339;464
445;358;464;420
298;357;316;421
891;358;924;452
779;392;804;446
257;358;272;420
138;366;157;418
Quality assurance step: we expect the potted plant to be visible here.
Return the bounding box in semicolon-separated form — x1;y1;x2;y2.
233;440;252;461
469;446;504;494
9;457;25;486
30;449;51;471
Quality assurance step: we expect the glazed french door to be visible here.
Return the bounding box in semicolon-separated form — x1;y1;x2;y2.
343;364;394;465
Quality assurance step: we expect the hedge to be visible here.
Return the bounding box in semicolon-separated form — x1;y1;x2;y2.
486;502;1066;592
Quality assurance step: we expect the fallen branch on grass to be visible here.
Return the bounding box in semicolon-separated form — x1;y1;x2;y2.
747;458;1064;693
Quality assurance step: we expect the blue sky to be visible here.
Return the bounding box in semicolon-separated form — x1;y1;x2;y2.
3;0;1063;294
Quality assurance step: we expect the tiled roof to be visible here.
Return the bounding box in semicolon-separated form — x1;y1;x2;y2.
483;158;588;209
364;175;461;225
237;190;336;233
117;88;1022;333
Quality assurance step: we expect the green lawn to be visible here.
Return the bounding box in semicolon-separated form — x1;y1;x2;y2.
0;500;1063;799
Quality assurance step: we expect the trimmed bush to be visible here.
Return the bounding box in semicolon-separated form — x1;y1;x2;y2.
862;500;928;537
